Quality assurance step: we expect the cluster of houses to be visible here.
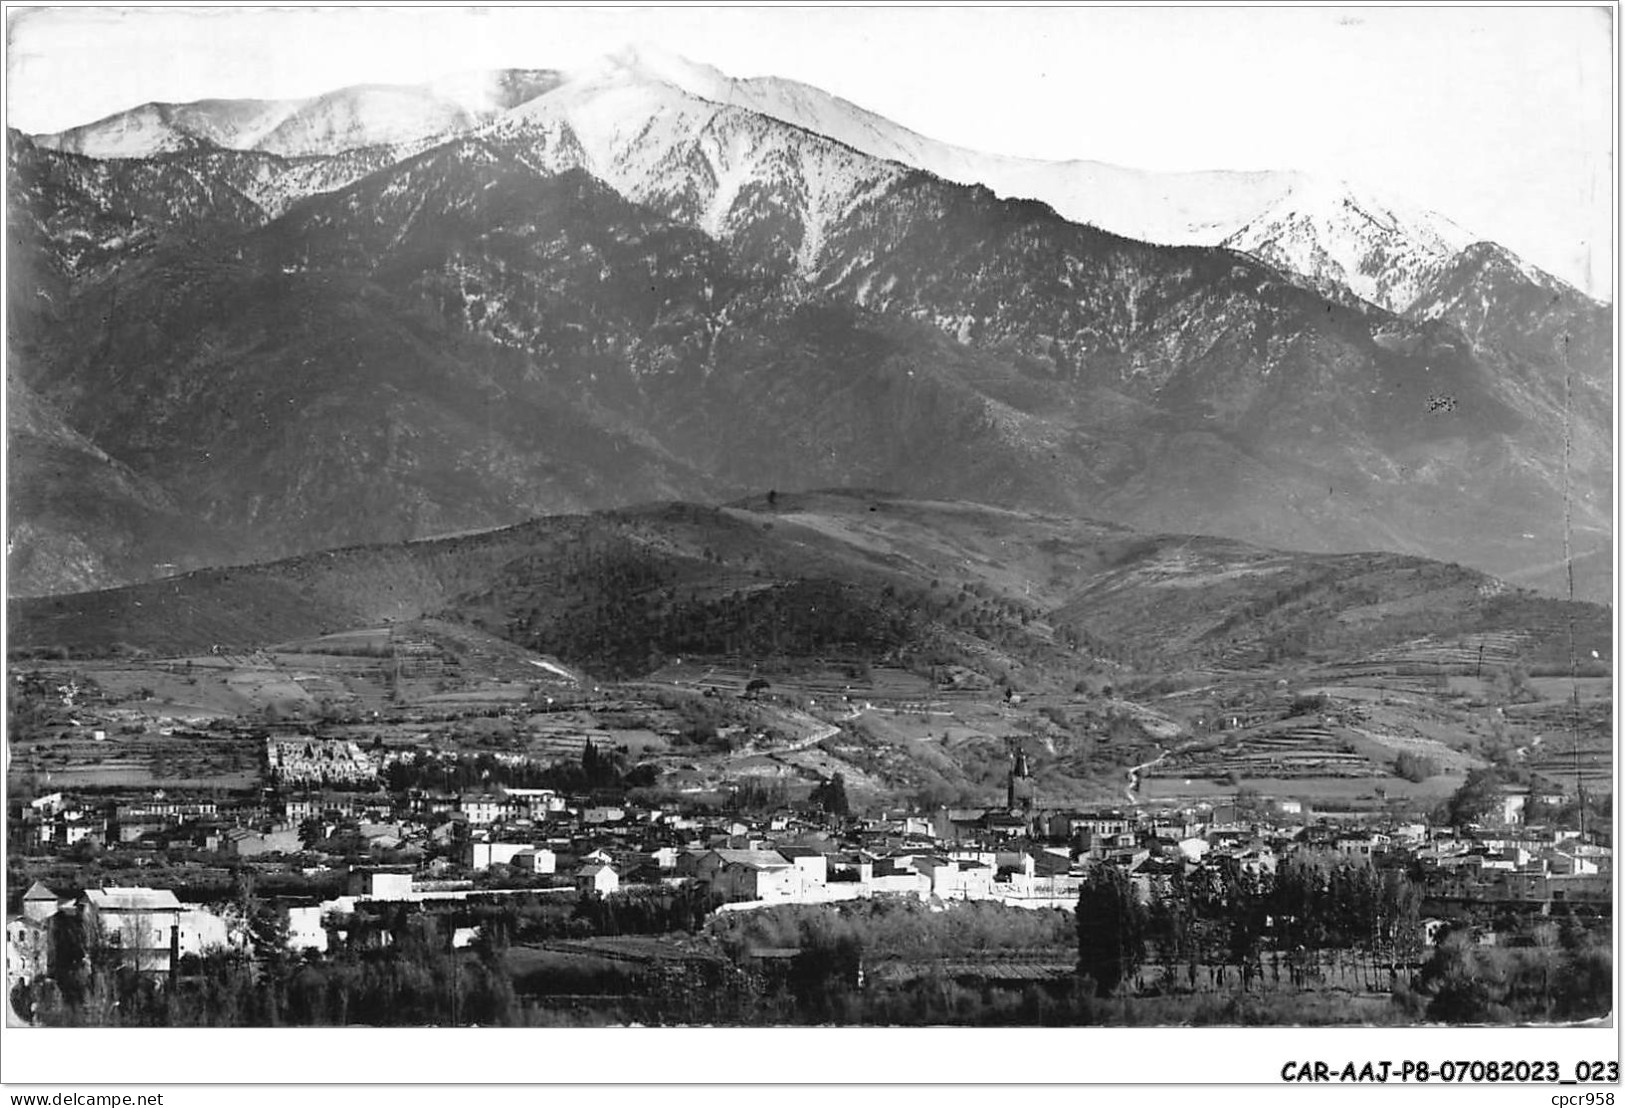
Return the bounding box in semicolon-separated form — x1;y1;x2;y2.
17;790;294;855
17;792;110;849
10;772;1612;999
9;735;1612;1001
7;881;242;991
1413;827;1612;906
114;800;220;844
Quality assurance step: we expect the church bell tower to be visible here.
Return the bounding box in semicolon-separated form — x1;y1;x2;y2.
1007;743;1035;816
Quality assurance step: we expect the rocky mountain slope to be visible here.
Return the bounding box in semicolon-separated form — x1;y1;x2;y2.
1219;178;1475;312
30;49;1590;318
6;376;247;594
1406;241;1614;600
8;55;1610;603
565;48;1523;318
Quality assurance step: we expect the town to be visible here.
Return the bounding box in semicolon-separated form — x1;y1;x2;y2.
6;652;1612;1026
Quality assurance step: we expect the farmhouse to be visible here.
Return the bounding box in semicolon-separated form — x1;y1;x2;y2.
221;825;303;857
693;849;801;903
509;847;558;875
80;887;185;975
285;905;329;953
465;840;552;871
348;866;416;899
576;863;620;897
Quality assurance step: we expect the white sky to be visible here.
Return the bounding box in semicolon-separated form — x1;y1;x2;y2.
4;4;1616;297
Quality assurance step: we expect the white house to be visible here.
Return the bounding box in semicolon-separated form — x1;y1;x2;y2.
6;916;53;990
695;849;799;903
916;856;993;900
776;846;829;891
576;863;620;897
1177;837;1211;862
502;788;564;817
28;793;65;818
81;887;184;974
349;870;414;899
510;848;558;875
466;841;537;871
1498;791;1528;827
285;906;329;953
459;795;505;826
176;907;233;957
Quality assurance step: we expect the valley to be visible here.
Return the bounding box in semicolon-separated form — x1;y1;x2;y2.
3;25;1612;1040
9;493;1611;816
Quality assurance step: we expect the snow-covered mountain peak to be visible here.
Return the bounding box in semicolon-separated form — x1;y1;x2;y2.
1265;176;1476;253
485;62;907;273
32;98;302;159
30;69;564;160
551;46;918;162
28;49;1579;313
542;53;1314;249
1453;240;1572;294
532;51;1559;316
498;65;702;172
1406;239;1598;333
1221;177;1483;314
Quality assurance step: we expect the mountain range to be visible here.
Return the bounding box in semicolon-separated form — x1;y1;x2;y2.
7;49;1611;603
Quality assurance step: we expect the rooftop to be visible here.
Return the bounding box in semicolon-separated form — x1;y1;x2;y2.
83;887;182;911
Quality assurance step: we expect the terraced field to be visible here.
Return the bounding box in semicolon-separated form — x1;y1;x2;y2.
1145;722;1383;784
14;724;262;791
1507;699;1614;796
1315;630;1532;679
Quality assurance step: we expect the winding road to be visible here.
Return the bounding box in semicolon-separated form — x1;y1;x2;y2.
1125;747;1169;804
1124;736;1211;804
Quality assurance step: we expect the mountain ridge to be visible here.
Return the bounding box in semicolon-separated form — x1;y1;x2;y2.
31;69;567;160
10;492;1608;685
26;49;1604;311
8;52;1610;604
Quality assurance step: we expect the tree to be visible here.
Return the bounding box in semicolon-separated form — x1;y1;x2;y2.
1418;931;1508;1022
1446;768;1506;828
230;868;289;961
1233;786;1265;822
1554;937;1613;1020
1375;867;1423;983
1076;865;1147;997
624;763;659;789
579;739;618;789
1146;869;1197;991
811;773;850;817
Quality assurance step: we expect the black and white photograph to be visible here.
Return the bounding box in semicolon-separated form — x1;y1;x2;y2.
0;2;1616;1093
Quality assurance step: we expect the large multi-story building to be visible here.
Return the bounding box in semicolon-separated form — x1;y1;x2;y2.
267;738;377;786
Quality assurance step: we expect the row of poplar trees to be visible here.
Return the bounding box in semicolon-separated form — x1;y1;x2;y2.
1076;855;1423;998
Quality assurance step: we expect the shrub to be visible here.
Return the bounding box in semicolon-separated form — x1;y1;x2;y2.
1418;934;1511;1023
1286;693;1328;717
1394;751;1439;783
